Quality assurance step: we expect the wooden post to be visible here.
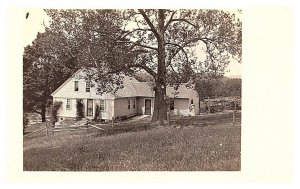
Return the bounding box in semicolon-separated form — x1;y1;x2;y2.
233;100;237;124
222;100;224;113
208;98;211;114
112;117;115;130
46;124;48;137
52;125;54;136
48;123;53;148
167;111;170;125
233;110;235;123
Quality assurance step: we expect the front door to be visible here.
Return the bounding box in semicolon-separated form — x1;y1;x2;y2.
87;99;93;117
145;99;151;115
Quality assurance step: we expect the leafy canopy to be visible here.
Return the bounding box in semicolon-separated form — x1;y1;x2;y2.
44;9;242;90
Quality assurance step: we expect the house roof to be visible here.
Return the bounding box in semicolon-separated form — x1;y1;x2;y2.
51;69;82;96
113;76;140;98
132;82;155;97
52;68;197;99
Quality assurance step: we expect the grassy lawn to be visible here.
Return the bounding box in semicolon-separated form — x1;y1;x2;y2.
23;112;241;171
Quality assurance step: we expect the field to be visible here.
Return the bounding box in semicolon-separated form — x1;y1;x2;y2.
23;112;241;171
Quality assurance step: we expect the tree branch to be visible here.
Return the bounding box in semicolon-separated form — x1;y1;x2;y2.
136;44;158;51
122;10;141;20
166;37;214;64
138;9;160;40
165;18;198;30
116;28;152;41
168;62;179;74
166;42;189;63
164;10;177;30
108;63;157;77
165;37;216;68
183;37;216;47
117;40;158;51
32;109;42;115
132;63;157;77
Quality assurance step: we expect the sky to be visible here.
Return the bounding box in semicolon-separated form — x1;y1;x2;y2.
22;9;50;47
23;9;241;78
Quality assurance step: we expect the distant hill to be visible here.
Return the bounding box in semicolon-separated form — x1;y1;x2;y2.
134;72;242;82
226;74;241;79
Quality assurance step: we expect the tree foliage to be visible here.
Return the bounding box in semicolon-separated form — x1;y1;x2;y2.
213;78;241;98
120;9;242;82
44;9;135;94
51;101;62;123
195;77;241;100
195;78;214;101
23;30;77;122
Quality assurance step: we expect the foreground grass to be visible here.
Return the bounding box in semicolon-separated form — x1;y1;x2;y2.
23;113;241;171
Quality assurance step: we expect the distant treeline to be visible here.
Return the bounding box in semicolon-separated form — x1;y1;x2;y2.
195;77;241;100
135;72;241;100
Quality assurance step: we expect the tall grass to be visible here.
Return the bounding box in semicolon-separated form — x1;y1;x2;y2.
24;114;241;171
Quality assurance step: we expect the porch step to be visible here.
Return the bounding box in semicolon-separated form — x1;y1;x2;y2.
73;118;91;126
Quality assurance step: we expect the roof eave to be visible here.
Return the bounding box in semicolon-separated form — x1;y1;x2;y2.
51;69;82;97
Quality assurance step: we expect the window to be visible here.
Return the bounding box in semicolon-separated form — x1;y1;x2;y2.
133;98;136;109
191;99;194;104
100;100;105;111
66;99;72;110
74;81;79;91
170;98;174;110
128;98;130;109
86;81;91;92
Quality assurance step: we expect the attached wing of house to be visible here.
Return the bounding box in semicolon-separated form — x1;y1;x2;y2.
51;68;199;121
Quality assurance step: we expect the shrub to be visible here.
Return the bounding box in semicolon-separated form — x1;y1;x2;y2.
76;99;85;120
94;104;100;121
52;101;62;123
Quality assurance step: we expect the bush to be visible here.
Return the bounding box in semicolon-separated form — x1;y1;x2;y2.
76;99;84;120
52;101;62;123
93;104;100;121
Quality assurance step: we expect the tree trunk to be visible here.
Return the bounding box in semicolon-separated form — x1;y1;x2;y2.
151;10;167;125
41;105;46;122
152;84;167;124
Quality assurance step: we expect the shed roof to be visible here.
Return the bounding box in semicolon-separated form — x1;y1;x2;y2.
166;85;196;99
131;82;155;97
131;82;195;99
113;76;139;98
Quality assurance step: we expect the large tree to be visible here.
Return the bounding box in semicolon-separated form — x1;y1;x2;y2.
120;9;241;124
45;9;242;125
23;31;77;122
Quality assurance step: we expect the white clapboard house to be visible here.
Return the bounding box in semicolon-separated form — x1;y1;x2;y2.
51;68;199;121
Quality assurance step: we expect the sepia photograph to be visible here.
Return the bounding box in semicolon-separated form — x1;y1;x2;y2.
2;0;299;188
22;8;242;171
